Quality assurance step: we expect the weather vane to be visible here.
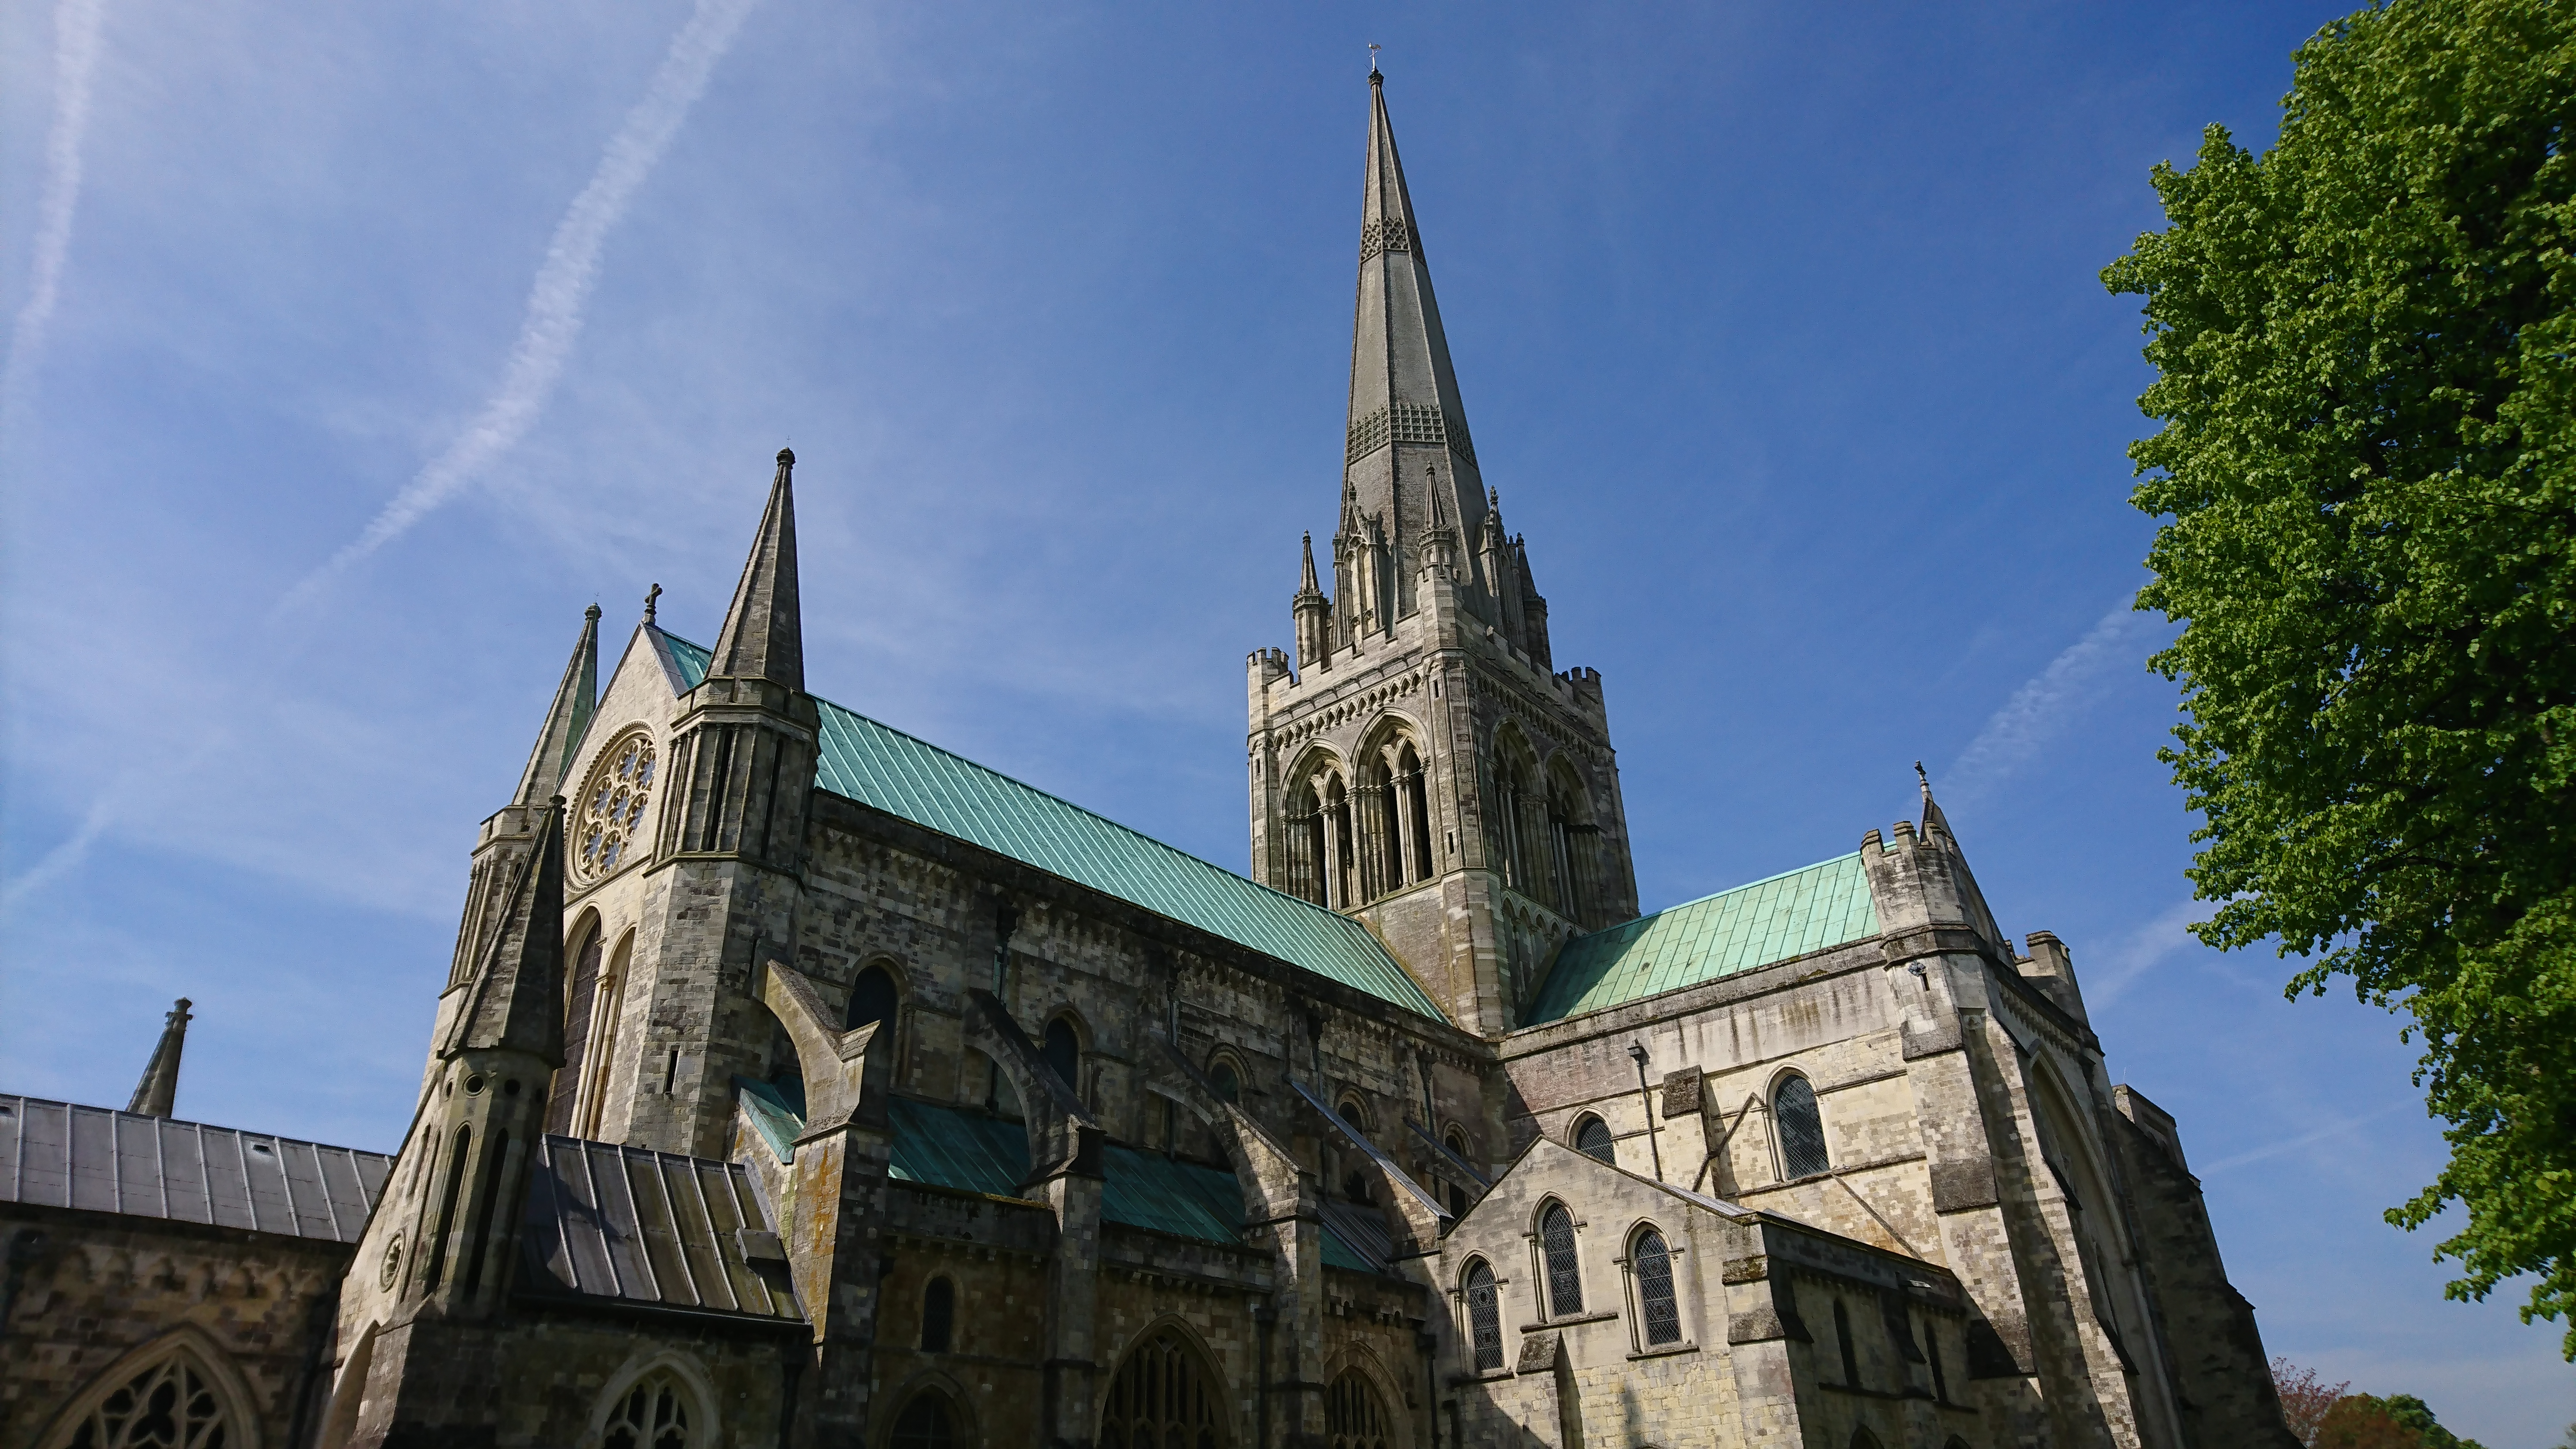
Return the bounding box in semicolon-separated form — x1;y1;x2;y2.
1368;42;1381;74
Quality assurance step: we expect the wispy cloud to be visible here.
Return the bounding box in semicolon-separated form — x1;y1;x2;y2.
277;0;761;615
0;0;108;428
2198;1105;2407;1175
2083;896;2210;1006
1944;596;2164;805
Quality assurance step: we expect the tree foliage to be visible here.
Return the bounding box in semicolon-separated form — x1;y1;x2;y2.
2102;0;2576;1351
2273;1356;2351;1445
2315;1393;2489;1449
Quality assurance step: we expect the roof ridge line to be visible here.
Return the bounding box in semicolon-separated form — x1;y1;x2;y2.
1582;849;1867;937
2;1092;390;1158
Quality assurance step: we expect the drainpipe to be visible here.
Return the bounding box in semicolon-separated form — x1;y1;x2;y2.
1627;1041;1664;1180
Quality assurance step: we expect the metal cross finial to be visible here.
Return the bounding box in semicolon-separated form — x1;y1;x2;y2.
1915;759;1932;796
1368;42;1381;74
644;582;661;623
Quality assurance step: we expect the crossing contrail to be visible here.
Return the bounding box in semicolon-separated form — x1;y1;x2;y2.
1944;596;2165;806
278;0;762;616
1;0;109;430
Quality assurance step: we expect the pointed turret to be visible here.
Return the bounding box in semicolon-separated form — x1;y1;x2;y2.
1916;760;1952;840
1293;533;1332;669
1517;538;1552;671
443;798;567;1066
127;998;192;1118
1345;74;1491;616
709;448;804;690
512;605;600;807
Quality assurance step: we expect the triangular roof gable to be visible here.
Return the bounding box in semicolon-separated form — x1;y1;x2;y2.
656;632;1447;1023
1453;1133;1757;1242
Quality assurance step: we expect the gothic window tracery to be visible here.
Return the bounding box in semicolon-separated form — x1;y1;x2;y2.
600;1370;696;1449
889;1392;956;1449
1099;1329;1226;1449
49;1347;240;1449
575;733;657;881
1326;1371;1392;1449
1774;1074;1830;1180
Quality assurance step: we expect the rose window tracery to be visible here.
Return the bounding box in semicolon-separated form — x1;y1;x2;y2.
576;734;656;880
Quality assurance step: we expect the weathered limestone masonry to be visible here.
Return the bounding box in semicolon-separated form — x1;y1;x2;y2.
6;71;2298;1449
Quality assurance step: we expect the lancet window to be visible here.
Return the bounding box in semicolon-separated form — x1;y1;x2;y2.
547;922;604;1134
1326;1371;1392;1449
1462;1259;1504;1371
1774;1074;1830;1180
1099;1330;1226;1449
1539;1201;1583;1317
1632;1227;1683;1346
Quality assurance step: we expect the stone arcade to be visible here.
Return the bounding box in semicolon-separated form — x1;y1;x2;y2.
0;74;2296;1449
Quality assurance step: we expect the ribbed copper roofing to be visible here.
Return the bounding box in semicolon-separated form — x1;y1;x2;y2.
0;1094;390;1243
1522;852;1881;1024
660;630;1445;1022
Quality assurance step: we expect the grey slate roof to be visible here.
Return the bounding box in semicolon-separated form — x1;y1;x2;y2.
0;1094;390;1244
517;1135;802;1323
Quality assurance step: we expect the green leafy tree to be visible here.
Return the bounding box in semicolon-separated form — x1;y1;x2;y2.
2101;0;2576;1353
2315;1393;2490;1449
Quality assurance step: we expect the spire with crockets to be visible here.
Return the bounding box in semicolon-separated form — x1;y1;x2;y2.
1337;71;1500;635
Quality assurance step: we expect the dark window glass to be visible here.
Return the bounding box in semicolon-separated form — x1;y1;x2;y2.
1634;1229;1682;1345
891;1390;955;1449
1327;1370;1390;1449
549;930;604;1133
1573;1115;1615;1164
1928;1326;1951;1404
1043;1018;1080;1089
1834;1299;1861;1387
1775;1075;1830;1179
1464;1261;1503;1371
845;964;899;1033
1540;1204;1583;1317
1101;1330;1224;1447
1210;1061;1240;1102
921;1276;954;1353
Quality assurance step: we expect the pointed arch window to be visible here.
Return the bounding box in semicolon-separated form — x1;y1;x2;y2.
575;733;657;881
1632;1228;1682;1346
46;1345;244;1449
1444;1127;1474;1216
846;963;900;1034
1833;1299;1862;1387
889;1390;957;1449
1572;1114;1615;1164
1462;1259;1504;1372
548;923;606;1134
1539;1201;1583;1317
601;1370;697;1449
1326;1371;1391;1449
1774;1074;1830;1180
1042;1018;1081;1093
1100;1329;1226;1449
1208;1058;1242;1103
921;1275;956;1353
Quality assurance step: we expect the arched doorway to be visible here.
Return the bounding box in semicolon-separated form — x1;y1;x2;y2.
1099;1328;1227;1449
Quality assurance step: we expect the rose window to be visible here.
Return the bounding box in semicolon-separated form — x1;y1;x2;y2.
576;734;656;879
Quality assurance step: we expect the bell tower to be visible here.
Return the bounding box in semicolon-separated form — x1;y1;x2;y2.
1248;74;1638;1037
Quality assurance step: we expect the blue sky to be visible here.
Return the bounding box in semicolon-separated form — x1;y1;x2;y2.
3;0;2569;1439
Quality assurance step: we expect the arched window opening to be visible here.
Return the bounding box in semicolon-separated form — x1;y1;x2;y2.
460;1127;511;1297
890;1390;957;1449
602;1370;694;1449
1573;1114;1615;1165
549;923;605;1133
846;963;900;1034
921;1276;955;1354
1327;1371;1392;1449
47;1346;241;1449
1539;1202;1583;1318
1337;1097;1369;1133
1400;744;1434;883
1100;1329;1226;1449
1633;1229;1682;1346
1928;1326;1951;1404
1287;777;1331;907
1325;779;1356;909
1544;762;1597;924
1463;1260;1504;1372
1043;1018;1081;1091
1445;1128;1474;1216
1774;1075;1830;1180
1834;1299;1862;1388
1208;1058;1242;1103
1850;1431;1886;1449
420;1124;471;1294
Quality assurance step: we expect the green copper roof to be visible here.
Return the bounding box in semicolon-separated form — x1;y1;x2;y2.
662;631;1443;1021
1521;852;1880;1025
883;1096;1373;1272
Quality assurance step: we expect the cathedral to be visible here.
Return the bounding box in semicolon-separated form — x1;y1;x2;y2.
0;75;2297;1449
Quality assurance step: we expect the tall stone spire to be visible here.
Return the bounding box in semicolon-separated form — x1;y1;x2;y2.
127;998;192;1118
1346;73;1492;616
512;605;600;808
709;448;804;690
443;798;567;1066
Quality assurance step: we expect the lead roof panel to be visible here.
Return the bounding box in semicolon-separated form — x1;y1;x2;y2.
518;1135;801;1322
0;1095;390;1244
